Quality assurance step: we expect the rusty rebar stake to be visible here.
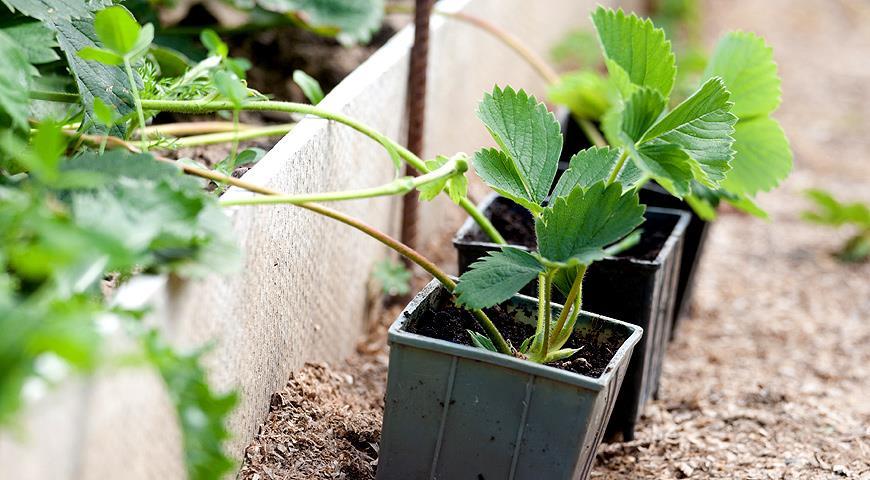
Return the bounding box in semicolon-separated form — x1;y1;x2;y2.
400;0;434;255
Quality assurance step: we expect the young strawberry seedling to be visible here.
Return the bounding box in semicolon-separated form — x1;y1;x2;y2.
803;189;870;262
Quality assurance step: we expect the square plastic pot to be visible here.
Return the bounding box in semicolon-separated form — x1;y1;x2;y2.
453;194;690;440
376;279;642;480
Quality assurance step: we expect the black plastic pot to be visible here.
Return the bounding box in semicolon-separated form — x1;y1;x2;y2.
453;194;690;440
376;279;642;480
637;183;711;340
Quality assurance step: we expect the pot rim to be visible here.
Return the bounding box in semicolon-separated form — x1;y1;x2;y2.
453;192;692;267
388;278;644;392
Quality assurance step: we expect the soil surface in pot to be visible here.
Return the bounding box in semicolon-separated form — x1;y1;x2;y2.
466;198;676;261
406;296;629;377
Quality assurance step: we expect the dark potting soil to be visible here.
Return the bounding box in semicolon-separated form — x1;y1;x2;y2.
406;296;629;378
466;198;676;261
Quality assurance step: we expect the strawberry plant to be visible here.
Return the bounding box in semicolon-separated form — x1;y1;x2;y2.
803;189;870;262
221;85;645;363
550;7;792;218
449;86;647;361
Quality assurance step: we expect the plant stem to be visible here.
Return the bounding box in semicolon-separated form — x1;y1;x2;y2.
151;150;512;354
139;121;256;137
34;91;508;245
229;109;240;162
122;58;148;152
29;90;79;103
461;197;506;244
541;272;552;355
138;98;507;245
550;266;586;348
441;11;561;85
574;113;607;148
169;124;295;148
220;156;467;206
608;150;630;185
139;98;416;169
531;272;548;357
551;270;582;344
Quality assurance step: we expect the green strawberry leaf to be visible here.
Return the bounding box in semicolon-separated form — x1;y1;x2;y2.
536;182;645;264
547;71;611;120
685;194;718;221
619;87;666;142
0;30;32;133
704;31;781;119
292;69;325;105
455;247;544;309
720;116;791;195
417;154;468;204
591;7;676;98
643;77;732;140
467;330;498;352
77;45;123;65
0;20;61;64
55;15;138;136
472;147;543;214
372;259;411;296
0;0;109;21
623;140;694;197
476;86;563;208
551;146;621;199
643;77;737;186
144;331;239;480
802;189;870;228
258;0;384;44
92;6;140;56
723;193;768;220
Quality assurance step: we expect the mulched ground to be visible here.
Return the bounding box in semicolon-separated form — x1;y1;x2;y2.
238;1;870;478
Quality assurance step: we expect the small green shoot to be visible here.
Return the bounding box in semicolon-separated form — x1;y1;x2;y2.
803;189;870;262
373;259;412;297
293;70;325;105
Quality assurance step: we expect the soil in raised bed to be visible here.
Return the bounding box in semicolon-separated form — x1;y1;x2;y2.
466;197;675;261
406;295;629;377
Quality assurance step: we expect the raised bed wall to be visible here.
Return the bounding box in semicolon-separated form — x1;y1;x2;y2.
0;1;629;478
